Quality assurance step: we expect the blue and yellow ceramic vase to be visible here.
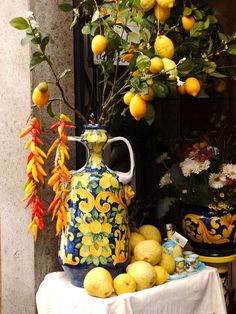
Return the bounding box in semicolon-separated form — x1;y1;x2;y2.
58;125;135;287
182;204;236;257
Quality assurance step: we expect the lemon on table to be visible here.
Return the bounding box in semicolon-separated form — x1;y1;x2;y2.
84;267;113;298
130;232;145;252
156;0;175;9
91;34;107;55
113;273;136;295
185;77;201;96
134;240;162;265
154;4;171;24
126;261;157;291
139;224;162;243
32;82;49;108
162;58;178;80
153;265;169;285
129;94;147;121
158;252;175;274
141;87;155;101
123;91;135;106
182;16;196;32
154;35;175;59
140;0;156;12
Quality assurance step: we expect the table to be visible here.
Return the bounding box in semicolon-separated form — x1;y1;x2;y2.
199;254;236;306
36;267;226;314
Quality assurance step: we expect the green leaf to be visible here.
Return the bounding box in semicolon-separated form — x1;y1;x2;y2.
70;14;78;30
193;10;203;20
136;55;150;72
58;3;73;12
91;10;100;23
130;77;148;94
152;82;169;98
190;21;204;37
87;255;93;265
209;71;227;78
30;52;45;70
80;257;87;264
203;61;216;74
228;44;236;55
145;103;155;126
59;68;71;80
140;30;149;43
10;17;29;30
93;256;99;266
177;59;195;76
218;32;228;42
128;32;140;44
99;256;107;265
183;7;192;16
75;243;82;249
21;34;33;46
46;102;56;118
41;36;49;52
208;15;218;24
81;24;91;35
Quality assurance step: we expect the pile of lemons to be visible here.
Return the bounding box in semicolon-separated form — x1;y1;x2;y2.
83;224;182;298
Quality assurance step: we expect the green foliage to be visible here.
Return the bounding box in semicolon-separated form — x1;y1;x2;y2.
10;17;29;30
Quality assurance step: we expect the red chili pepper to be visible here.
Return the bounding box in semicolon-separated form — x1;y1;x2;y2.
50;122;60;130
27;152;34;164
64;124;76;129
31;118;42;134
19;125;33;138
37;198;46;212
48;195;61;212
36;137;43;145
24;194;35;208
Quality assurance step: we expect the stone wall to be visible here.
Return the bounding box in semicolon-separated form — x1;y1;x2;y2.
0;1;75;313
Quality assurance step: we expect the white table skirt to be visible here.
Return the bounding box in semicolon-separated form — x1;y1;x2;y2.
36;266;226;314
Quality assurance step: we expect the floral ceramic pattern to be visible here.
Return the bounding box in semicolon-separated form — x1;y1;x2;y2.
59;126;134;272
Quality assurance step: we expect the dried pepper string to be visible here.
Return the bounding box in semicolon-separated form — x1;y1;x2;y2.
47;113;75;235
19;117;47;241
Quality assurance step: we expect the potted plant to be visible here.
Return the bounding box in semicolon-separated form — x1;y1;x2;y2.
10;0;236;283
158;115;236;257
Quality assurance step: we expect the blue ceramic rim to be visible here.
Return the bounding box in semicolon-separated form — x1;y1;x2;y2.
83;124;108;130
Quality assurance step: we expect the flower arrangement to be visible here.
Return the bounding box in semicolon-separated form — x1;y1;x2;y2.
158;117;236;209
10;0;236;239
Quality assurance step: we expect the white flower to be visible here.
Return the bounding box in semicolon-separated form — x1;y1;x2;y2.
180;158;210;177
209;173;228;189
159;173;172;188
30;20;39;29
222;164;236;180
25;11;34;19
176;76;185;87
156;153;170;164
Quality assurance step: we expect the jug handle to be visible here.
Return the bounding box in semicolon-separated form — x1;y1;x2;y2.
67;136;89;171
104;136;135;184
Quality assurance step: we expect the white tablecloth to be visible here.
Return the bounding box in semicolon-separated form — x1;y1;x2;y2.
36;266;226;314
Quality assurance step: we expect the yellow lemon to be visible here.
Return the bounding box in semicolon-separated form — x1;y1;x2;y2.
162;57;178;80
84;267;113;298
158;252;175;274
185;77;201;96
91;34;107;55
130;232;146;252
113;273;136;295
129;94;147;121
154;4;170;24
140;0;156;12
134;239;162;265
32;82;49;108
141;87;155;101
139;224;162;243
123;91;135;106
182;16;196;32
149;56;164;74
154;35;175;59
126;261;156;291
156;0;175;9
153;265;169;285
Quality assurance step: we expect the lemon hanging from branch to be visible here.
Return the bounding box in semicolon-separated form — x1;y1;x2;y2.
154;4;171;24
140;0;156;12
157;0;175;9
129;94;147;121
32;82;49;108
91;34;107;55
154;35;175;59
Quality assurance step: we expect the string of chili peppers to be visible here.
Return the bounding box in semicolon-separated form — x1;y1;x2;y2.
47;113;75;235
19;117;47;241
